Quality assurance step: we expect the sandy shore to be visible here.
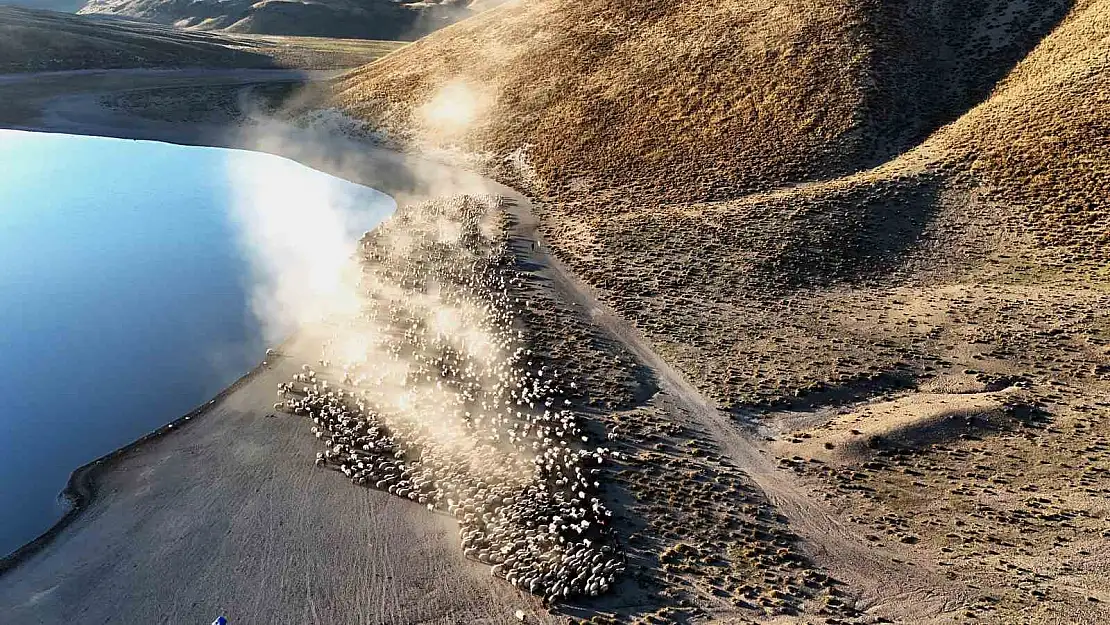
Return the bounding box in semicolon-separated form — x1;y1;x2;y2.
0;71;557;624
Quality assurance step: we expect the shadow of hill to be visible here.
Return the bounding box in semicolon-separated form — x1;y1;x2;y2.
750;173;946;289
856;0;1075;169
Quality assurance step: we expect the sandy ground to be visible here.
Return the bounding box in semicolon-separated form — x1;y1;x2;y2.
0;334;560;625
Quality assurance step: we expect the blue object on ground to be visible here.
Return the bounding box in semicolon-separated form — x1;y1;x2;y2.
212;617;227;625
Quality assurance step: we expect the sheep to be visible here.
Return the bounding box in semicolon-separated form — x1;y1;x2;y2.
281;194;623;602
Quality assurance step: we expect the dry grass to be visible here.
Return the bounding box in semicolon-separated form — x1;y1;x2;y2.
329;0;1109;405
328;1;1110;622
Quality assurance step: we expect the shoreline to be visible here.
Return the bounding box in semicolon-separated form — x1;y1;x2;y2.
0;76;364;570
0;72;565;625
0;353;275;576
0;125;445;574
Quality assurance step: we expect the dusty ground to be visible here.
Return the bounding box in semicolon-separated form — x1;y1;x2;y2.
0;333;562;625
326;3;1110;621
0;73;561;625
230;34;406;71
0;74;878;623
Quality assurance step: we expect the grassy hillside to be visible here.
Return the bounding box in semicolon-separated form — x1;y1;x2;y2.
332;0;1107;401
0;6;404;72
330;4;1110;620
334;0;1077;201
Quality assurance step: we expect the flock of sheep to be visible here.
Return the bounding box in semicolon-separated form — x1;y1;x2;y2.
274;195;624;603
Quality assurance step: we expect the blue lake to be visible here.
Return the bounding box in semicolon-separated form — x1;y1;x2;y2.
0;130;394;556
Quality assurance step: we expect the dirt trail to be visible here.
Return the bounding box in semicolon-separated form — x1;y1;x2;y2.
503;198;964;620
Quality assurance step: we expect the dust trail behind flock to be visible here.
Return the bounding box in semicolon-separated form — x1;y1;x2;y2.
220;92;625;602
223;88;512;460
225;150;394;346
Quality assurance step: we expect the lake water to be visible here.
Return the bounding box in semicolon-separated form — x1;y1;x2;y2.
0;129;394;556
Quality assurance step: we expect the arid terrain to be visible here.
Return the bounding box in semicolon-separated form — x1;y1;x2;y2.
327;0;1109;622
0;6;404;73
0;1;1107;624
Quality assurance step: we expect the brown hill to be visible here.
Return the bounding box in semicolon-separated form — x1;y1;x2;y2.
330;7;1110;620
332;0;1108;400
77;0;499;41
334;0;1079;201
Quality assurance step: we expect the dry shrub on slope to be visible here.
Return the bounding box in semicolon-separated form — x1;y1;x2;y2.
335;0;1081;202
336;0;872;201
331;5;1110;621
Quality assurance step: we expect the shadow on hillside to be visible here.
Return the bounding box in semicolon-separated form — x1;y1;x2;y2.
860;401;1050;456
751;174;945;289
856;0;1075;168
758;369;919;414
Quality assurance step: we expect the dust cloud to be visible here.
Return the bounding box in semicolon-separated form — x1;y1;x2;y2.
223;83;519;461
220;83;624;602
226;150;393;345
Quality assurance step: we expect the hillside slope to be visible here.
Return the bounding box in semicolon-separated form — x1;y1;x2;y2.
335;0;1077;201
330;2;1110;622
0;6;275;72
332;0;1107;398
0;7;404;72
78;0;500;41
